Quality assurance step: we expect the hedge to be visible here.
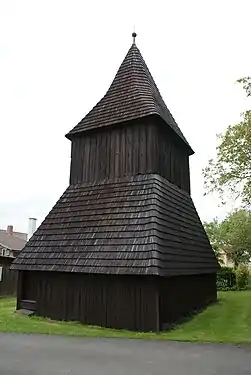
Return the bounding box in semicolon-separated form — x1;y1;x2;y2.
217;267;236;291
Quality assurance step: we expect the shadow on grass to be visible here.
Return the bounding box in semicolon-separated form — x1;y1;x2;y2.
161;299;219;331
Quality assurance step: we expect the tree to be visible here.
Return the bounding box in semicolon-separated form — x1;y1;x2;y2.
203;219;223;264
204;209;251;269
203;77;251;206
237;76;251;97
221;210;251;268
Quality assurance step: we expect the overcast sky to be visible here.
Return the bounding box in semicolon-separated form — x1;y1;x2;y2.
0;0;250;233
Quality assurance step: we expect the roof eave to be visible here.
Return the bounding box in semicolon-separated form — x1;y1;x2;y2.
65;115;195;156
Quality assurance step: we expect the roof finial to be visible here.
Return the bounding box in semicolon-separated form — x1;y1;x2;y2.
132;29;137;44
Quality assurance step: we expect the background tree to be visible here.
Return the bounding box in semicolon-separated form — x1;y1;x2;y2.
221;210;251;268
237;76;251;97
203;77;251;206
204;209;251;268
203;219;223;264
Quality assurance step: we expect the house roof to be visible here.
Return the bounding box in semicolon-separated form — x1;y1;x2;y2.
0;231;27;251
12;174;218;276
66;41;194;155
0;229;27;241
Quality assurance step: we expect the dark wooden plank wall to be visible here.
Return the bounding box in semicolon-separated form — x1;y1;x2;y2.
18;271;217;331
22;270;39;301
18;271;159;332
0;257;17;296
158;126;191;193
70;122;157;185
70;121;190;193
159;273;217;329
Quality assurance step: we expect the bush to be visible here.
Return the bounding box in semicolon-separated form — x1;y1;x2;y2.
217;267;236;291
219;266;234;274
236;263;249;290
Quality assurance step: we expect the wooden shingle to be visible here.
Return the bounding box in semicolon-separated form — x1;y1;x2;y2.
66;43;194;155
12;174;218;276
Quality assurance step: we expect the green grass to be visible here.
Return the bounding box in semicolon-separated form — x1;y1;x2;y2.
1;291;251;344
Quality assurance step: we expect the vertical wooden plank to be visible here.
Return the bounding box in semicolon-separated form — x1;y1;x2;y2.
162;135;166;180
100;131;107;180
69;141;76;185
167;138;171;182
180;150;184;191
186;155;191;194
151;124;158;174
175;143;180;188
120;126;126;177
132;124;139;174
146;124;152;173
79;279;84;323
170;139;174;185
110;130;115;178
114;128;120;177
125;126;133;175
176;144;181;189
94;133;100;181
89;136;96;181
16;270;23;309
163;136;170;182
159;128;164;177
82;136;90;182
104;276;108;327
77;138;83;183
139;124;146;173
155;280;160;332
76;138;81;183
105;277;110;328
36;273;41;316
105;131;111;178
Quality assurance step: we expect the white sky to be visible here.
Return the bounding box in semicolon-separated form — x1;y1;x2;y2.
0;0;250;233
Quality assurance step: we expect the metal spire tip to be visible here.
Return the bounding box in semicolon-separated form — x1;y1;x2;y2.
132;31;137;44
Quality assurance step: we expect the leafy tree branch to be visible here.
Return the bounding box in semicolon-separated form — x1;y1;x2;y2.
203;77;251;206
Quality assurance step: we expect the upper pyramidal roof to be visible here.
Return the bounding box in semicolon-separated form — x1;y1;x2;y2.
66;33;193;154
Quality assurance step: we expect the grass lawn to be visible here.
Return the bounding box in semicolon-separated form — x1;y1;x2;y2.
0;291;251;344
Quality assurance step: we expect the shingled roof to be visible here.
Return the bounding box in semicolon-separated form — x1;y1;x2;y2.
66;42;193;155
12;174;218;276
0;231;27;251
